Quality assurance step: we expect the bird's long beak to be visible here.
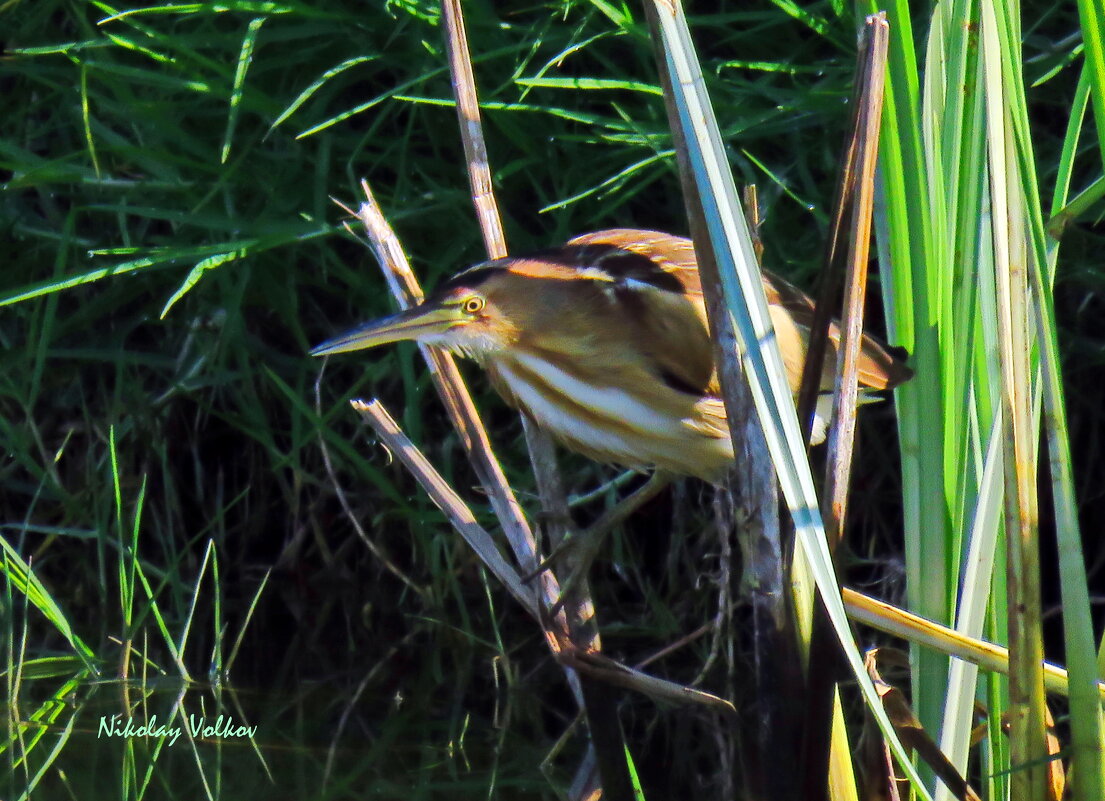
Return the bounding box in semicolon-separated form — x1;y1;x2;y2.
309;302;464;357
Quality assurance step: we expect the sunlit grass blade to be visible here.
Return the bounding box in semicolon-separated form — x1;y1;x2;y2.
0;545;98;673
173;538;215;681
268;55;376;131
828;688;860;801
939;414;1003;789
222;16;266;163
514;76;662;95
160;249;248;318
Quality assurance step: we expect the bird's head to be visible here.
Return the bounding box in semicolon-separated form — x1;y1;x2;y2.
309;262;523;362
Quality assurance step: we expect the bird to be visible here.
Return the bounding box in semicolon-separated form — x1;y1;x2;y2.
310;228;912;484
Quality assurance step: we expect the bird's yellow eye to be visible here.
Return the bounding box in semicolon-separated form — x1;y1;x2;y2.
463;296;485;314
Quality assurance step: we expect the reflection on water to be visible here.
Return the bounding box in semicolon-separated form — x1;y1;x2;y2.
8;678;270;799
5;674;559;799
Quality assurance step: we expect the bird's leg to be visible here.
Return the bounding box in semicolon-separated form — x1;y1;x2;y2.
526;470;670;579
528;470;674;615
566;469;640;509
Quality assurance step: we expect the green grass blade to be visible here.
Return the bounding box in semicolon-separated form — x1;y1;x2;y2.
268;54;376;131
1075;0;1105;165
0;545;98;673
160;249;248;318
221;16;266;163
1038;42;1105;801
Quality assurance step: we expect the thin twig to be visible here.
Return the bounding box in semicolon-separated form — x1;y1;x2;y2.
323;629;421;785
352;400;540;618
633;622;712;670
567;469;639;508
313;367;426;599
560;649;735;714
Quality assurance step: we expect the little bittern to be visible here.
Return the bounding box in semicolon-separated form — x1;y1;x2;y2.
311;229;912;482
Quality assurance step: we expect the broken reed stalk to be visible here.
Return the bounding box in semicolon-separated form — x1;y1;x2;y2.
340;182;550;590
351;400;538;616
864;651;984;801
794;16;890;533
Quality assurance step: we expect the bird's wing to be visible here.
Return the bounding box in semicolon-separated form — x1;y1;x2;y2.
565;229;714;396
762;270;913;391
569;229;911;393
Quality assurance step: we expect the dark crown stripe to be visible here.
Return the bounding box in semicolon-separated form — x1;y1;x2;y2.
437;264;501;294
519;244;613;268
438;243;683;295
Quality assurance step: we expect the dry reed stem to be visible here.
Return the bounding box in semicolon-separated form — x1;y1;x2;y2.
794;29;867;447
439;9;633;795
440;0;507;259
313;367;426;599
789;20;891;800
822;13;890;546
435;28;622;801
348;185;541;570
